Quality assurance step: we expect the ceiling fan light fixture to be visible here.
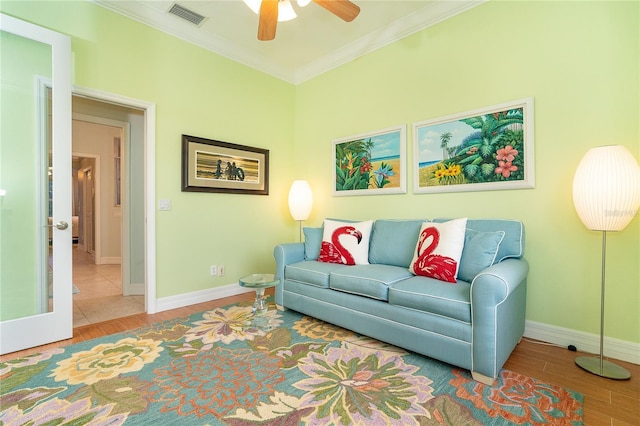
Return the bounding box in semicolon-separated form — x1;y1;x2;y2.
245;0;297;22
278;0;297;22
255;0;360;40
297;0;312;7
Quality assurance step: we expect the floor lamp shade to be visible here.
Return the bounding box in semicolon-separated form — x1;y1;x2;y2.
572;145;640;231
288;180;313;221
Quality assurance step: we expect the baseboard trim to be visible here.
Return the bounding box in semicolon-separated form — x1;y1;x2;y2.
524;320;639;365
155;282;254;313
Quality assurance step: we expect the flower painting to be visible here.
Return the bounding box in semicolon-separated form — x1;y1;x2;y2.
413;98;534;193
333;125;406;196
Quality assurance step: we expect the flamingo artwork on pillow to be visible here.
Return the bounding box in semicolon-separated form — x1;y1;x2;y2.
318;226;363;265
412;225;458;283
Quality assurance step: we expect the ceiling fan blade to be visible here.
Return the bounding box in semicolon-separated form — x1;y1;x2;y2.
313;0;360;22
258;0;278;41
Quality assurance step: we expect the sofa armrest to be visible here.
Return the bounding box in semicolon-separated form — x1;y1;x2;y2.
471;258;529;304
470;258;529;381
273;243;305;306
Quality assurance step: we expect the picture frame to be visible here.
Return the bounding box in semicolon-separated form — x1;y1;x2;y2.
181;134;269;195
332;125;406;196
413;98;534;194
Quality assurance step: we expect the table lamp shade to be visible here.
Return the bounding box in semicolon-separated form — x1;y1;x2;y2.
572;145;640;231
288;180;313;221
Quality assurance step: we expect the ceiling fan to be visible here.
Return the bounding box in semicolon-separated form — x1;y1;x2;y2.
257;0;360;41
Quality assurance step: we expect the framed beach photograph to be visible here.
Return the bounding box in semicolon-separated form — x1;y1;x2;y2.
333;125;406;196
413;98;534;194
181;134;269;195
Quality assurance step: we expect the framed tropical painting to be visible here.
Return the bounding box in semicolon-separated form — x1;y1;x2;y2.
333;125;406;196
413;98;535;194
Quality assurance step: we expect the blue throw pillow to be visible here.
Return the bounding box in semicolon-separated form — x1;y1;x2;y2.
458;229;505;282
303;227;323;260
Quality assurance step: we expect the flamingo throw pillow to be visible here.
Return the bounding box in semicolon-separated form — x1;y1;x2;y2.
318;219;373;265
409;218;467;283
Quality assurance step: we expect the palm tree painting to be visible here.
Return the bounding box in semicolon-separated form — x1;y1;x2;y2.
413;98;534;193
440;132;452;160
333;126;407;196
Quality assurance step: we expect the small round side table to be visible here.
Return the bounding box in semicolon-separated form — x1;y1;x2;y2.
239;273;280;317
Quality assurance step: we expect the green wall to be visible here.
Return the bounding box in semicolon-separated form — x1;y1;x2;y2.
294;0;639;344
1;1;638;344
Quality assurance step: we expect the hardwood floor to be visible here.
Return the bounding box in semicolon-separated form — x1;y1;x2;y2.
505;339;640;426
2;291;638;425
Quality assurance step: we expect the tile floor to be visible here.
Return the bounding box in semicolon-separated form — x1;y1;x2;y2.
72;247;145;327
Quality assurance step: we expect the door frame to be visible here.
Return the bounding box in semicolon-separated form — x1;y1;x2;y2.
72;87;157;313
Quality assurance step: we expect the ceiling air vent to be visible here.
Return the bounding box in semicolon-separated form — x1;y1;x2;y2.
168;3;207;26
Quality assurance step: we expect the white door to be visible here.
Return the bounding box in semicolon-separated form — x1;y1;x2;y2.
0;14;73;354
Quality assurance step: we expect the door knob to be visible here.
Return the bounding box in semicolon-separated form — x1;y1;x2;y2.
48;220;69;230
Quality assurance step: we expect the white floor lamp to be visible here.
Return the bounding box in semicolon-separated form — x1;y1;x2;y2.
288;180;313;242
572;145;640;379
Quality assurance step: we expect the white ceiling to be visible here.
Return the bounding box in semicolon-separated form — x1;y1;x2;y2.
93;0;483;84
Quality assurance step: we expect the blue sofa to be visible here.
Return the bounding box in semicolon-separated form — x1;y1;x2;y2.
273;218;528;385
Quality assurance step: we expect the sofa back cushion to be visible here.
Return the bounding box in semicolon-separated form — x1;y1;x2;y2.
369;219;425;267
307;218;525;269
434;218;525;261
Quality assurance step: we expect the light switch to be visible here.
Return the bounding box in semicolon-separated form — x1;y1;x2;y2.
158;199;171;211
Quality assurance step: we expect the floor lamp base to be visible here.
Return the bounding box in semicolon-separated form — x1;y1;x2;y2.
575;356;631;380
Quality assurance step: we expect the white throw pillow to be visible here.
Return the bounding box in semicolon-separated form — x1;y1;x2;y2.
318;219;373;265
409;218;467;283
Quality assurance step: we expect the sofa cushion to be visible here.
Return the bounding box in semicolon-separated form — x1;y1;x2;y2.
388;276;472;323
435;218;524;261
285;261;348;288
369;219;425;267
329;264;413;301
319;219;373;265
409;218;467;283
458;229;505;282
303;227;323;260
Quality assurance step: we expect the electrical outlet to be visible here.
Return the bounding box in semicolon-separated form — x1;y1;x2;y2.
219;265;225;276
210;265;217;276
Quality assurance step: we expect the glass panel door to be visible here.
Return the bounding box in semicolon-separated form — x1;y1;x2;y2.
0;13;72;354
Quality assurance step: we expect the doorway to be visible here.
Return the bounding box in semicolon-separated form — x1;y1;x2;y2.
71;97;146;326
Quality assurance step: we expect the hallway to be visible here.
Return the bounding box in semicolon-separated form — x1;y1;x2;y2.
72;246;144;327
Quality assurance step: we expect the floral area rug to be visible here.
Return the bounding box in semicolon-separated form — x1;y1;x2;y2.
1;301;583;425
